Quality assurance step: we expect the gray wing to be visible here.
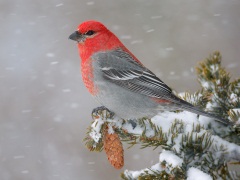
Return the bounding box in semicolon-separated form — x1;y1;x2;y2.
92;48;173;98
92;49;232;125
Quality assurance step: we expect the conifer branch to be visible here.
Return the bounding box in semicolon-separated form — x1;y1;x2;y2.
83;52;240;179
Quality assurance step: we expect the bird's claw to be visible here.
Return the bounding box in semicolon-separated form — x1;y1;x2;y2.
91;106;115;120
128;119;137;129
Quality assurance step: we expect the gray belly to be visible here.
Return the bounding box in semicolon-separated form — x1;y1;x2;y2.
93;80;160;119
90;56;174;119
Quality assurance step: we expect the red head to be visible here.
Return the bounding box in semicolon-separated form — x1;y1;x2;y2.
69;20;123;61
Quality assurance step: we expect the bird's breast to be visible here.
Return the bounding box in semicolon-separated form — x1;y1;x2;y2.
81;59;97;95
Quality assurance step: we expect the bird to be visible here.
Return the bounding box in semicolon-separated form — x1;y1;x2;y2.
69;20;230;125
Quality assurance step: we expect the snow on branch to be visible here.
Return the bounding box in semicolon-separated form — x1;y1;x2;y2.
83;52;240;179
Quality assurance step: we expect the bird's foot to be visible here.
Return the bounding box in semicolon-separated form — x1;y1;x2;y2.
128;119;137;129
91;106;115;120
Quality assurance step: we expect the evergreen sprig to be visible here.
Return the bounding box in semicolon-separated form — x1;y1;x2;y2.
196;51;239;118
83;52;240;179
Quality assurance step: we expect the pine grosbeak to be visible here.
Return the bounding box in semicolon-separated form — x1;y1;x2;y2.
69;20;230;125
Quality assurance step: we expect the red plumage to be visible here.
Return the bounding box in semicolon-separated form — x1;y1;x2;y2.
69;20;231;125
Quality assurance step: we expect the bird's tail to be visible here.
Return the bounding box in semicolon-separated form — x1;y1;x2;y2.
169;94;232;125
182;105;231;125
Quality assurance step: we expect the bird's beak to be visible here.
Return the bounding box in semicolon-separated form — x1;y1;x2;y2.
69;31;82;42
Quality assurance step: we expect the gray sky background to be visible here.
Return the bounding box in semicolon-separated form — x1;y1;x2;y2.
0;0;239;179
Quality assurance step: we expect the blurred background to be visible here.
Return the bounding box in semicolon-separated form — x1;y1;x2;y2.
0;0;239;179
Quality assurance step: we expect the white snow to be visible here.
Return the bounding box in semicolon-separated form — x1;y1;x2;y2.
201;81;211;89
120;35;132;39
159;150;183;168
146;29;155;33
126;170;143;179
55;3;64;7
210;64;218;73
171;135;182;153
107;124;114;134
230;93;239;103
151;113;173;133
152;111;199;133
50;61;59;65
86;1;95;5
46;53;55;57
187;167;212;180
165;47;174;51
47;83;55;87
21;109;32;113
88;161;95;165
53;115;63;122
21;170;29;174
62;88;71;92
14;155;25;159
198;115;212;128
150;163;161;171
130;40;143;44
206;101;219;110
211;135;240;161
122;122;143;135
231;108;240;114
89;117;105;143
124;162;162;179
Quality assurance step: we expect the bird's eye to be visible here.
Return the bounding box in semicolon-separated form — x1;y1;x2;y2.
85;30;95;36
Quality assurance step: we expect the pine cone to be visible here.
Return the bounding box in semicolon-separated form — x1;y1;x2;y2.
103;125;124;169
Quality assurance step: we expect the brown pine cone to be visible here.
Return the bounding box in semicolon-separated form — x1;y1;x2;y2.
103;126;124;169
